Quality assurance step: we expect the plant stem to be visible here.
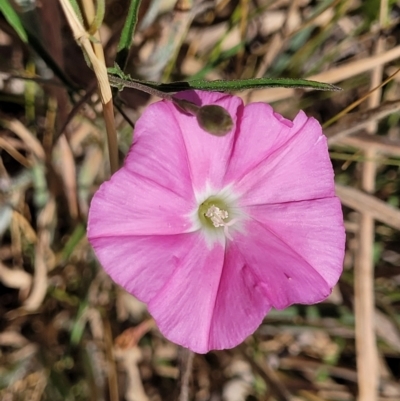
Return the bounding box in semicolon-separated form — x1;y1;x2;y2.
108;75;173;101
103;101;119;174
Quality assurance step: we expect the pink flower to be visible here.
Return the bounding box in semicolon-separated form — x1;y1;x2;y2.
88;91;345;354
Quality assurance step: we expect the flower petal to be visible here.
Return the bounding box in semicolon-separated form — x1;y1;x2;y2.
224;103;293;183
127;100;195;199
173;91;243;191
147;233;225;353
88;168;194;237
148;232;273;353
88;99;199;237
232;218;336;309
90;233;211;305
246;197;345;288
208;242;272;350
225;104;335;205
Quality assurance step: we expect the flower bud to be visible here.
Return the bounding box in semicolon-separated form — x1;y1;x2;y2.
196;105;234;136
173;98;234;136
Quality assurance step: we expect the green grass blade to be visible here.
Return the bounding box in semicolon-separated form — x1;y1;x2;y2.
115;0;142;70
0;0;28;42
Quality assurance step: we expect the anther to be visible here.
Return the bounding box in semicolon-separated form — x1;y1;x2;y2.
205;205;229;228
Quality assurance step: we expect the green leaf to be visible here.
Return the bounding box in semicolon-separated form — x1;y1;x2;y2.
115;0;142;70
153;77;342;92
0;0;28;42
108;64;126;78
108;70;341;94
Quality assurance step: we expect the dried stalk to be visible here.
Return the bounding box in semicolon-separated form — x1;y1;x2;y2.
58;0;119;173
354;1;388;399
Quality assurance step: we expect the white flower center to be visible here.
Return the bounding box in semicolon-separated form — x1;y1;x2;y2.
190;185;244;245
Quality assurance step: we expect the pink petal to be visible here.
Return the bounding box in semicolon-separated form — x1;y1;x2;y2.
88;100;197;238
148;232;272;353
224;104;335;205
208;242;272;350
173;91;243;191
88;168;194;237
246;197;345;289
92;229;268;353
91;219;270;353
232;217;337;310
126;100;194;199
90;233;210;305
147;233;226;354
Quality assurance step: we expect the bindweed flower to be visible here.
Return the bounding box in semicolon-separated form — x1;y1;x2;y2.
88;90;345;354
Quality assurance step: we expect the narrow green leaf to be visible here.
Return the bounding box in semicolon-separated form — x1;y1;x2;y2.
108;70;341;94
116;0;142;70
0;0;28;42
60;223;86;262
155;77;342;92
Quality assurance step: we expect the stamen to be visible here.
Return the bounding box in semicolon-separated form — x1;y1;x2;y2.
198;197;240;242
205;205;229;228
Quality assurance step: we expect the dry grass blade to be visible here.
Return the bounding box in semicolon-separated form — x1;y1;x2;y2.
115;347;149;401
247;45;400;103
114;321;154;401
23;198;56;311
58;0;118;173
325;100;400;145
58;0;111;103
0;136;31;167
375;309;400;353
78;145;103;215
354;3;387;399
103;317;119;401
22;234;48;311
0;118;45;161
138;0;206;81
0;261;32;290
335;184;400;230
53;134;78;219
80;0;105;64
239;346;295;401
179;348;194;401
337;134;400;157
0;331;29;347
